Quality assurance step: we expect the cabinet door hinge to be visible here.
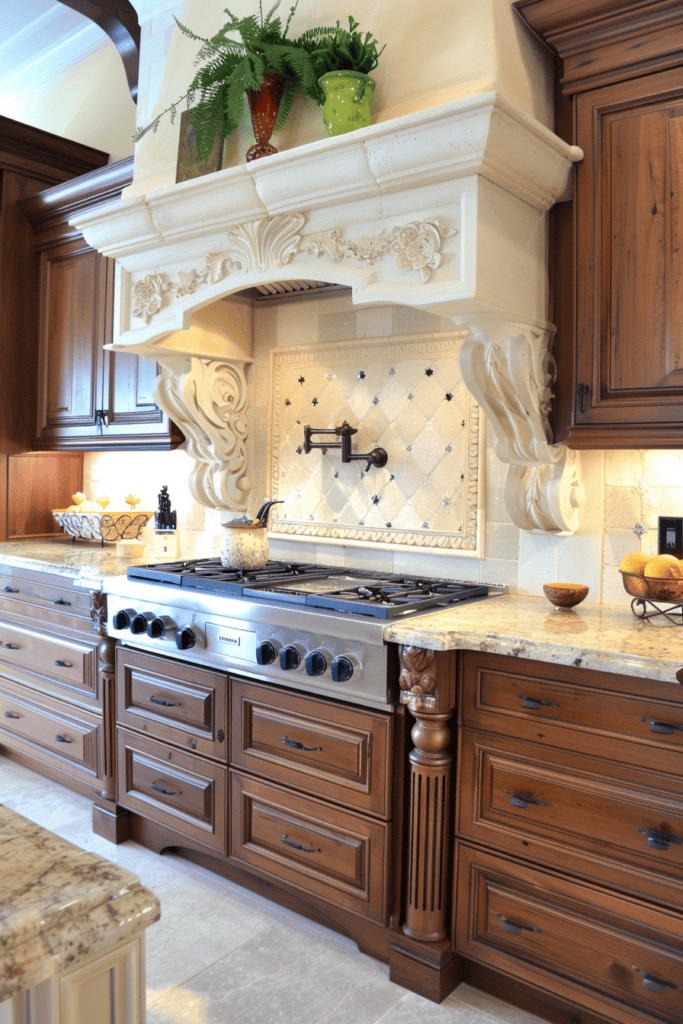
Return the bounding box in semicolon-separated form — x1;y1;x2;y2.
576;383;590;414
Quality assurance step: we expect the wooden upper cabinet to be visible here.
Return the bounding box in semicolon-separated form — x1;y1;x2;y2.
20;159;182;451
0;116;107;454
514;0;683;448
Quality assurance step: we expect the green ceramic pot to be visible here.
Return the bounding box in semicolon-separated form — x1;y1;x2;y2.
318;71;375;137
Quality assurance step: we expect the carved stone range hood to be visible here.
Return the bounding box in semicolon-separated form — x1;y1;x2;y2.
73;92;583;533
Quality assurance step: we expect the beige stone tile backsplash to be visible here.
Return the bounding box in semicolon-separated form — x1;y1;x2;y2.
81;296;683;606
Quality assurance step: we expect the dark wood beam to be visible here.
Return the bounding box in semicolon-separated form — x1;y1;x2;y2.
56;0;140;103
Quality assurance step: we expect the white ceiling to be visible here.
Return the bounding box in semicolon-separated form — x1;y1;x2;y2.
0;0;109;104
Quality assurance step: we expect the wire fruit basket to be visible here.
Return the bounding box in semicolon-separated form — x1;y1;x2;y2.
620;571;683;623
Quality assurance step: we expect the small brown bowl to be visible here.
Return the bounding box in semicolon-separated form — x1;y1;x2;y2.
543;583;589;608
619;571;683;602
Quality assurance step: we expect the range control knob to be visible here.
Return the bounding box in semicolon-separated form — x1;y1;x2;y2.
256;640;279;665
330;655;356;683
147;615;177;639
175;626;198;651
279;644;304;671
130;611;155;635
112;608;136;631
305;649;330;677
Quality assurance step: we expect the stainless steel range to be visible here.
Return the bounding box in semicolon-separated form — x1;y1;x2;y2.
107;560;501;710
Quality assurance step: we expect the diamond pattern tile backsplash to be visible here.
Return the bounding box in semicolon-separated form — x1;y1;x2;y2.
269;334;483;553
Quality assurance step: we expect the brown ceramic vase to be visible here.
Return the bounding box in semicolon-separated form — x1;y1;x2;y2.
246;71;286;162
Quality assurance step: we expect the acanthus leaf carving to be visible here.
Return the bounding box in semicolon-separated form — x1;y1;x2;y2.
303;219;457;280
131;215;306;324
154;356;252;513
456;318;584;534
398;645;437;711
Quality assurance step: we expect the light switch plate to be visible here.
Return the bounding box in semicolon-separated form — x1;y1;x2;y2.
658;517;683;558
153;530;178;559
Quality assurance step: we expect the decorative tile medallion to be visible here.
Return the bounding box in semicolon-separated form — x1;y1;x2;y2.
268;334;483;553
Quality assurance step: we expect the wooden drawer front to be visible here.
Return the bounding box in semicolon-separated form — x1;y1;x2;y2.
117;728;227;853
116;648;227;760
231;771;389;923
462;652;683;760
0;679;101;775
456;845;683;1024
459;730;683;906
0;620;97;693
231;680;392;817
0;572;93;621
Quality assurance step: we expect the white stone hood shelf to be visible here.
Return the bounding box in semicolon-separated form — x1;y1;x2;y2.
72;91;583;533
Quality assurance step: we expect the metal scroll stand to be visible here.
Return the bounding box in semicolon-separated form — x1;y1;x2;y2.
302;421;388;471
630;597;683;624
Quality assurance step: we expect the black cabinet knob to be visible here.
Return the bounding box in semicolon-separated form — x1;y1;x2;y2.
279;645;301;671
330;655;354;683
175;626;197;651
305;650;327;676
256;640;277;665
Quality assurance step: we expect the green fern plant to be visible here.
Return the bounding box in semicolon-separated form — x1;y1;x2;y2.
297;17;385;102
134;2;322;160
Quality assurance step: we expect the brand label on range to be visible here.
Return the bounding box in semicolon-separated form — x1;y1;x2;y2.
205;622;255;662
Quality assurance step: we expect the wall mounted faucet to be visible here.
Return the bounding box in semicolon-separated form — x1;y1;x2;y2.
302;421;388;472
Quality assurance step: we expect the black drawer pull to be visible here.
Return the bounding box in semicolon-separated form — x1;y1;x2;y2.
150;781;180;795
505;791;550;810
54;660;73;668
638;827;683;851
281;736;323;752
641;717;683;735
517;694;561;710
149;695;181;707
4;710;20;719
53;598;71;606
498;915;542;936
280;834;321;854
3;587;17;593
1;642;19;650
633;968;680;994
55;734;73;743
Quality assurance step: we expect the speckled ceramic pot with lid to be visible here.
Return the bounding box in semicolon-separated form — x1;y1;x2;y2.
219;500;283;569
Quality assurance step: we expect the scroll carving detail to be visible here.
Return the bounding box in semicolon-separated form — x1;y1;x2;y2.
154;357;252;513
399;645;437;711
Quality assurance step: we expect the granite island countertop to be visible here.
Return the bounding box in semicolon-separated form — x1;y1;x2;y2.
0;804;160;1002
383;594;683;686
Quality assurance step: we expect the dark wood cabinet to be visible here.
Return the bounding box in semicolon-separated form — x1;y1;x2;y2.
515;0;683;448
455;650;683;1024
0;566;104;796
20;159;183;451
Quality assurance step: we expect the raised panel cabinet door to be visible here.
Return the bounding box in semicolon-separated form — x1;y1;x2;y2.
38;246;105;438
574;67;683;442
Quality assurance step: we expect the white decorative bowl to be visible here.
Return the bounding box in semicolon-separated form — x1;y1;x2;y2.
52;510;153;543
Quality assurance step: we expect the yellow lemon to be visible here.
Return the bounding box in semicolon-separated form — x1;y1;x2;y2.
644;554;682;578
619;551;649;576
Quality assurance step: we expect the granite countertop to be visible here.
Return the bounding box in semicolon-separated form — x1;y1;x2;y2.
384;595;683;685
0;539;145;585
2;542;682;684
0;804;160;1001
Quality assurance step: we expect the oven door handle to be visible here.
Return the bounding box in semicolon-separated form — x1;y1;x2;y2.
282;736;322;752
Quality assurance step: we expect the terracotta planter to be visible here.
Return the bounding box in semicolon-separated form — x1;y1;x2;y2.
246;71;286;162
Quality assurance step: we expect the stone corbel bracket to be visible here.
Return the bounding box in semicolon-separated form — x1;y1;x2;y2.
153;354;252;514
456;317;584;533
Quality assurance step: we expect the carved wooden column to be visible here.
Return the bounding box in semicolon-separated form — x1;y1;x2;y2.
399;645;457;941
90;590;130;843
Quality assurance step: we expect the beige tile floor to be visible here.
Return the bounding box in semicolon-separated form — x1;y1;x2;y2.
0;754;548;1024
